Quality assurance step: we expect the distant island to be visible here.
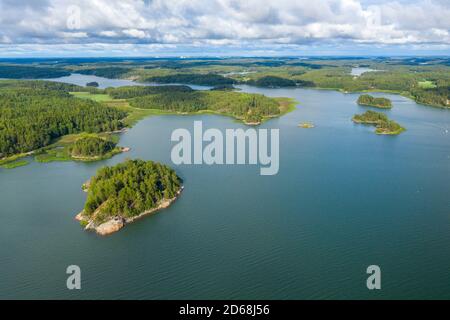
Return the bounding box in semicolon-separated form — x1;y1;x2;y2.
352;110;405;135
298;122;315;128
357;94;392;109
86;81;99;87
69;136;127;161
76;159;183;235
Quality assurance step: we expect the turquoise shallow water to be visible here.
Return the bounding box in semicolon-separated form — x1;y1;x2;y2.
0;77;449;299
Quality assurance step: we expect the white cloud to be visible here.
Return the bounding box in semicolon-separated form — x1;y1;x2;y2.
0;0;449;54
99;30;119;37
59;31;88;38
123;29;147;39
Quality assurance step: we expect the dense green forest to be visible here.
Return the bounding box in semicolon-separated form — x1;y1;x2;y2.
82;159;182;223
105;85;193;99
70;136;116;157
353;110;405;135
248;76;297;87
410;86;449;107
357;94;392;108
76;67;131;79
0;79;99;93
146;73;235;86
0;82;126;157
0;65;70;79
0;76;286;159
128;90;280;123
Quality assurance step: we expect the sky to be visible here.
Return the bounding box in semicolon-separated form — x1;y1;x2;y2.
0;0;449;57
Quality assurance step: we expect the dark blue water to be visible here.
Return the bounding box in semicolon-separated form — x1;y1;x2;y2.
0;79;449;299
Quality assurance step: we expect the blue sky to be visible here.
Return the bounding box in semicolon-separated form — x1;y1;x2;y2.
0;0;449;57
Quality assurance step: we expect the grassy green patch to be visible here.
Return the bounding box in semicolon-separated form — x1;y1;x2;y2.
34;132;124;163
1;160;29;169
35;149;72;163
70;92;114;102
418;81;437;89
0;153;30;166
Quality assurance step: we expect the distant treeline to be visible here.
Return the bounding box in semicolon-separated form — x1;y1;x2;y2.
247;76;297;87
0;80;96;92
146;73;235;86
246;76;315;88
0;65;70;79
76;67;131;79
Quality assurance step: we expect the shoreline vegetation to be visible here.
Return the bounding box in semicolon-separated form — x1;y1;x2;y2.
72;90;297;127
0;160;29;169
0;79;296;169
75;159;183;235
2;56;448;167
0;132;130;167
1;57;449;109
357;94;392;109
352;110;405;135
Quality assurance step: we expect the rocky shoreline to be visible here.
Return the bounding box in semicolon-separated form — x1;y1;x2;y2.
76;186;184;236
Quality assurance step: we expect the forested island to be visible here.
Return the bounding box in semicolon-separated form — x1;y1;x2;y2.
76;159;183;235
352;110;405;135
357;94;392;109
86;81;99;87
69;136;125;160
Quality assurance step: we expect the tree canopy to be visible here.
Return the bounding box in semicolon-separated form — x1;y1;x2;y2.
70;136;116;157
357;94;392;108
0;82;127;156
83;159;183;223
